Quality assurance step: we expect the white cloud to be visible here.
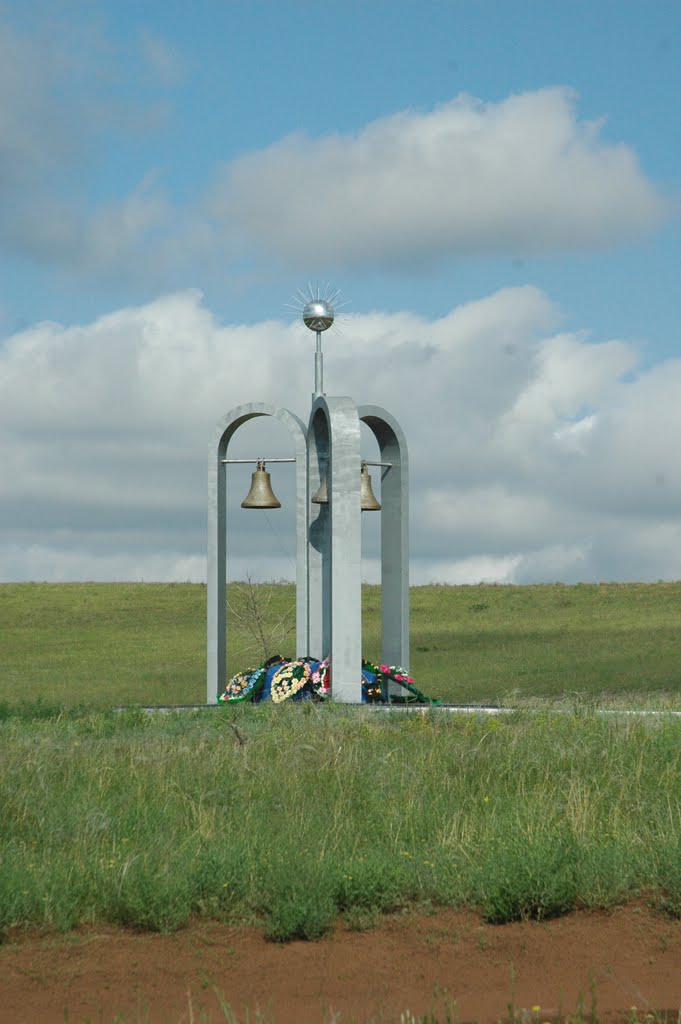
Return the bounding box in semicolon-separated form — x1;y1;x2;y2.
2;286;681;585
209;88;672;268
0;19;673;291
412;554;523;586
0;544;206;584
553;415;597;454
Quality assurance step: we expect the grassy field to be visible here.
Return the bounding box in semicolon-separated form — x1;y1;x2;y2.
1;703;680;940
1;582;680;943
2;581;681;707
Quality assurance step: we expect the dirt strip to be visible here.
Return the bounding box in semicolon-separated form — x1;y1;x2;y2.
1;903;679;1023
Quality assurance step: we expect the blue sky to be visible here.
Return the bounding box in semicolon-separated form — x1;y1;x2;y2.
1;1;680;584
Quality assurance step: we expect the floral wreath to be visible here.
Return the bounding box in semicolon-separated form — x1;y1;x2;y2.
361;661;434;704
310;657;331;698
219;655;435;705
361;660;385;702
219;664;267;703
270;659;312;703
381;664;414;685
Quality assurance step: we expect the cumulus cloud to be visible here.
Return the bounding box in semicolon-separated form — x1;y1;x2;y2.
0;13;673;293
2;286;681;584
209;87;672;268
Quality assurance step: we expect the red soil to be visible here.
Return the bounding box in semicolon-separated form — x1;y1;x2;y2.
1;904;679;1023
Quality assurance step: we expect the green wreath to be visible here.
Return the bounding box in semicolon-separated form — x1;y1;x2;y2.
361;660;436;704
270;659;312;703
219;664;267;703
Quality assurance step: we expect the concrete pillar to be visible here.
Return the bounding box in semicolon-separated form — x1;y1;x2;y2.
308;397;363;702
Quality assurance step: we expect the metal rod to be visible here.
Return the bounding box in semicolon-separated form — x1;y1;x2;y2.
317;457;392;467
222;457;389;466
313;329;323;397
221;458;297;464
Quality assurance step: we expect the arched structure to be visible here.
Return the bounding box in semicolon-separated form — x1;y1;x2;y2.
206;365;410;704
207;402;308;704
358;405;410;677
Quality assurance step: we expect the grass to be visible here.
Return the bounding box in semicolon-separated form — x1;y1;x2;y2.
0;702;680;940
405;581;681;704
1;581;205;708
2;581;681;706
1;581;680;944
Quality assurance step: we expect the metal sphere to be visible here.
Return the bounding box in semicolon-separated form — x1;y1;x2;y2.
303;299;335;332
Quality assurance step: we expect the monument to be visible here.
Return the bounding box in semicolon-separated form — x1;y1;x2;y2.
206;287;409;704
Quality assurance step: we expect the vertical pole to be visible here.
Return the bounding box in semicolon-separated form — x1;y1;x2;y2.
313;330;324;400
207;442;226;704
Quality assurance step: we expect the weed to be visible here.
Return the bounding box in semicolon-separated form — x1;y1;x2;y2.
477;829;578;924
262;863;336;942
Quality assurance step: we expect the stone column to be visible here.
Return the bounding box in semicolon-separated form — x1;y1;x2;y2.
308;396;363;702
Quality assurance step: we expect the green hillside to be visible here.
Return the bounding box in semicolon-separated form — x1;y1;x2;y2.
2;581;680;707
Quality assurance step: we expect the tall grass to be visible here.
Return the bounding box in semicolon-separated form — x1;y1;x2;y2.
2;581;681;706
1;704;679;940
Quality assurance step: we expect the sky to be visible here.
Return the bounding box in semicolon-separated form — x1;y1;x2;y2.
1;0;680;586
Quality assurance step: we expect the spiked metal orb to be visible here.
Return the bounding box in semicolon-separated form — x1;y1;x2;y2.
303;299;335;332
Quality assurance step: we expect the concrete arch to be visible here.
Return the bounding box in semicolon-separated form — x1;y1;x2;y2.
207;402;308;704
308;396;363;702
358;405;410;673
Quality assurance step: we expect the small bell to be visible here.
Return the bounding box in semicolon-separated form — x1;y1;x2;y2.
311;470;329;505
360;461;381;512
241;460;281;509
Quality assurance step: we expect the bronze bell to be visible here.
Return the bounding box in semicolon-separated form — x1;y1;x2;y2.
241;460;281;509
312;462;381;510
311;470;329;505
360;461;381;511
